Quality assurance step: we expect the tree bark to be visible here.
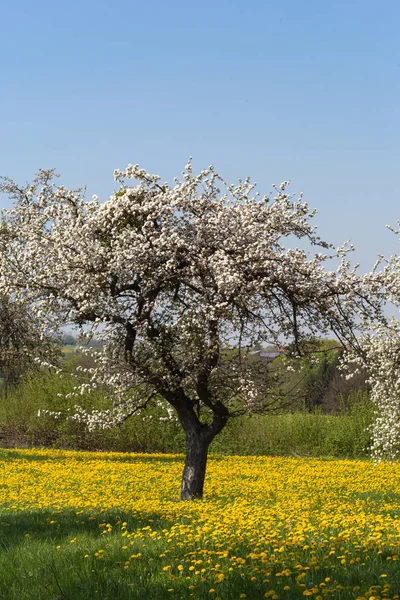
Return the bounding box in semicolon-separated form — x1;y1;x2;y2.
180;427;209;500
171;388;229;500
177;403;229;500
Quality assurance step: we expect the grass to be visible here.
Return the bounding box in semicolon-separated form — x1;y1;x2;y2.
211;392;373;458
1;449;400;599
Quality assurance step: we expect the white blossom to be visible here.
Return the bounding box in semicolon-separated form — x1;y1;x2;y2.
0;164;383;436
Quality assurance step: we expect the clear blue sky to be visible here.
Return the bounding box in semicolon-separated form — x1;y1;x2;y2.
1;0;399;268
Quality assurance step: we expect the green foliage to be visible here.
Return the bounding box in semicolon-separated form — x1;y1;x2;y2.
0;362;373;458
210;389;373;458
303;352;341;411
0;365;185;453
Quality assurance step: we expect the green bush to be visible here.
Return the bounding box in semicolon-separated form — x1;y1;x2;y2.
211;390;374;458
0;367;185;453
0;367;373;458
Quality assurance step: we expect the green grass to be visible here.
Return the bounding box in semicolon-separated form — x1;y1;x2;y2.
212;391;374;458
0;508;175;600
2;513;398;600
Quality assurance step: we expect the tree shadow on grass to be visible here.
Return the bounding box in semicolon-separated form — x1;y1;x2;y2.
0;506;268;600
0;507;184;600
0;505;285;600
2;507;400;600
0;507;171;553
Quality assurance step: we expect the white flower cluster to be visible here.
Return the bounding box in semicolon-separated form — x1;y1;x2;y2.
339;225;400;462
0;163;384;444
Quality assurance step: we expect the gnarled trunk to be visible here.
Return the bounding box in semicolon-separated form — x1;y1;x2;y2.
181;428;209;500
177;404;229;500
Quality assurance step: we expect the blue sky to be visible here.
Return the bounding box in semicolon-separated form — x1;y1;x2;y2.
1;0;399;269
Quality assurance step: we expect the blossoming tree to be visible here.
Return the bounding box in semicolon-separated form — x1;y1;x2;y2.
345;231;400;462
0;295;59;397
0;163;382;499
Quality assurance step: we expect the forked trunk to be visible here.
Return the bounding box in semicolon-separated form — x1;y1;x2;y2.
180;428;209;500
175;395;229;500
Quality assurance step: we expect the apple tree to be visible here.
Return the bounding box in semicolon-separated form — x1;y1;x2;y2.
0;163;382;498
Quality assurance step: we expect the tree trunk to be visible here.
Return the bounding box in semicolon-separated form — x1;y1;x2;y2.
180;427;209;500
174;393;229;501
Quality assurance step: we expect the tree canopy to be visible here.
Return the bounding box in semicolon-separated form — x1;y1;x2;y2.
0;294;60;397
0;163;384;498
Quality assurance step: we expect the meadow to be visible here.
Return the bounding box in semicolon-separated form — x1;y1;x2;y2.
1;449;400;599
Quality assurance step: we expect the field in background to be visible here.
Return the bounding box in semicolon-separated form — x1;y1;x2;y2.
60;344;77;354
1;449;400;599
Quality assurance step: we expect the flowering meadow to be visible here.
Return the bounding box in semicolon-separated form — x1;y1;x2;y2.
1;450;400;599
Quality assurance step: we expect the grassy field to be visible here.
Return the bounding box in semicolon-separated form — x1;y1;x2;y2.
1;450;400;599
